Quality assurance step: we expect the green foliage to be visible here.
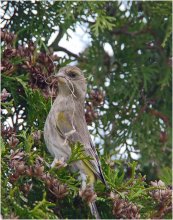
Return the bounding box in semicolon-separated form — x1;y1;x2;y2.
91;15;116;36
1;1;172;219
68;142;94;164
158;167;172;185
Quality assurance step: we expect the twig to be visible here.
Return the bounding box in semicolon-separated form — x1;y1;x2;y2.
53;46;79;59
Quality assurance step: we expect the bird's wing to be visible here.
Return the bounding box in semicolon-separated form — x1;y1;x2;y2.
88;136;108;186
56;111;82;143
56;111;106;183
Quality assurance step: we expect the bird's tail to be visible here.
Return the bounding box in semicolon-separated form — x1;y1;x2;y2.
89;201;100;219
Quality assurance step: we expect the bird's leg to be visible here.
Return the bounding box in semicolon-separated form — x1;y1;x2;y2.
51;157;67;168
78;171;87;190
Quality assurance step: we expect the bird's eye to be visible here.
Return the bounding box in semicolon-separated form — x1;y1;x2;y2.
68;72;76;78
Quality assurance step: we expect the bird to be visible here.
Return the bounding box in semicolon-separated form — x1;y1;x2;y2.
44;66;107;219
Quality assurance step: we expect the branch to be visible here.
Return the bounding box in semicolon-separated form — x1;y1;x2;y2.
149;109;170;126
48;26;79;59
111;26;151;37
52;45;79;59
48;26;64;49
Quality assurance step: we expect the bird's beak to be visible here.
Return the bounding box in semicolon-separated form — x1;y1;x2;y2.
56;72;66;84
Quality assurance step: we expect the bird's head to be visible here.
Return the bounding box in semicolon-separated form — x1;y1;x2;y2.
55;66;87;100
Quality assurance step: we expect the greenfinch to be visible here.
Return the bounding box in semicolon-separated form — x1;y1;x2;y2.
44;66;107;218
